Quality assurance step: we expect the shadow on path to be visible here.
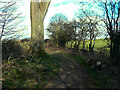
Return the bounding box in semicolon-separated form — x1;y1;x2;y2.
45;47;94;88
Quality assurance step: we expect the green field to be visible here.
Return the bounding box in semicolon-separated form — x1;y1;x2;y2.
66;38;110;51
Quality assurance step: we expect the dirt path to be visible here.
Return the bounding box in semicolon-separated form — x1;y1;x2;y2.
45;47;94;88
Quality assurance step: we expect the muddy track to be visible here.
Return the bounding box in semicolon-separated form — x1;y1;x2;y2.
45;47;94;88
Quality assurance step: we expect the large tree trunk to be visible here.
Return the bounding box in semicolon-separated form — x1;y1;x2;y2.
104;2;120;64
110;37;113;59
111;34;120;64
30;0;50;56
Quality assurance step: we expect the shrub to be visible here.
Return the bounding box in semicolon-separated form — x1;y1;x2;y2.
2;39;23;60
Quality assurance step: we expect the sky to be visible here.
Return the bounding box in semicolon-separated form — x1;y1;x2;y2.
44;0;78;39
18;0;31;39
44;0;107;39
0;0;31;39
18;0;79;39
1;0;113;39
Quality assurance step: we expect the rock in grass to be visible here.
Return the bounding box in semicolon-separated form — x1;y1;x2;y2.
96;61;102;70
96;61;101;66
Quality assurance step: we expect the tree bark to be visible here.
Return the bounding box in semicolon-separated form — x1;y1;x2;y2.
83;40;85;49
76;40;81;51
30;0;50;56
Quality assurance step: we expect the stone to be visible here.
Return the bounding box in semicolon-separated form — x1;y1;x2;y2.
96;61;101;66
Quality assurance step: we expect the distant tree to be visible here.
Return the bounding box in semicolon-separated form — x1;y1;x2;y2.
0;1;26;40
93;0;120;62
76;18;88;51
87;16;100;52
58;22;75;47
76;4;102;52
47;13;75;47
103;1;120;62
49;13;68;24
76;0;120;61
68;20;81;51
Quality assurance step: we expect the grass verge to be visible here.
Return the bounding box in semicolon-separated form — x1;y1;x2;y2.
2;54;61;88
66;53;111;88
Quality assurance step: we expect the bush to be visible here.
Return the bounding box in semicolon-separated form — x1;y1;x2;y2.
20;38;30;43
19;39;31;55
2;39;23;60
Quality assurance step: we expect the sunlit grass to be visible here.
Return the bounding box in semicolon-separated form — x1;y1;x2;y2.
66;39;110;51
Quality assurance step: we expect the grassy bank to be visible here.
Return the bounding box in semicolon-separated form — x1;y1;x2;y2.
67;54;115;88
2;54;61;88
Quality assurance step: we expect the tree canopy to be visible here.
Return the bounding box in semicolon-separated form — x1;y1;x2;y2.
46;13;75;47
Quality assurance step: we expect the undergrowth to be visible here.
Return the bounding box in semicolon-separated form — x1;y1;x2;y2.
68;54;118;88
2;54;61;88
